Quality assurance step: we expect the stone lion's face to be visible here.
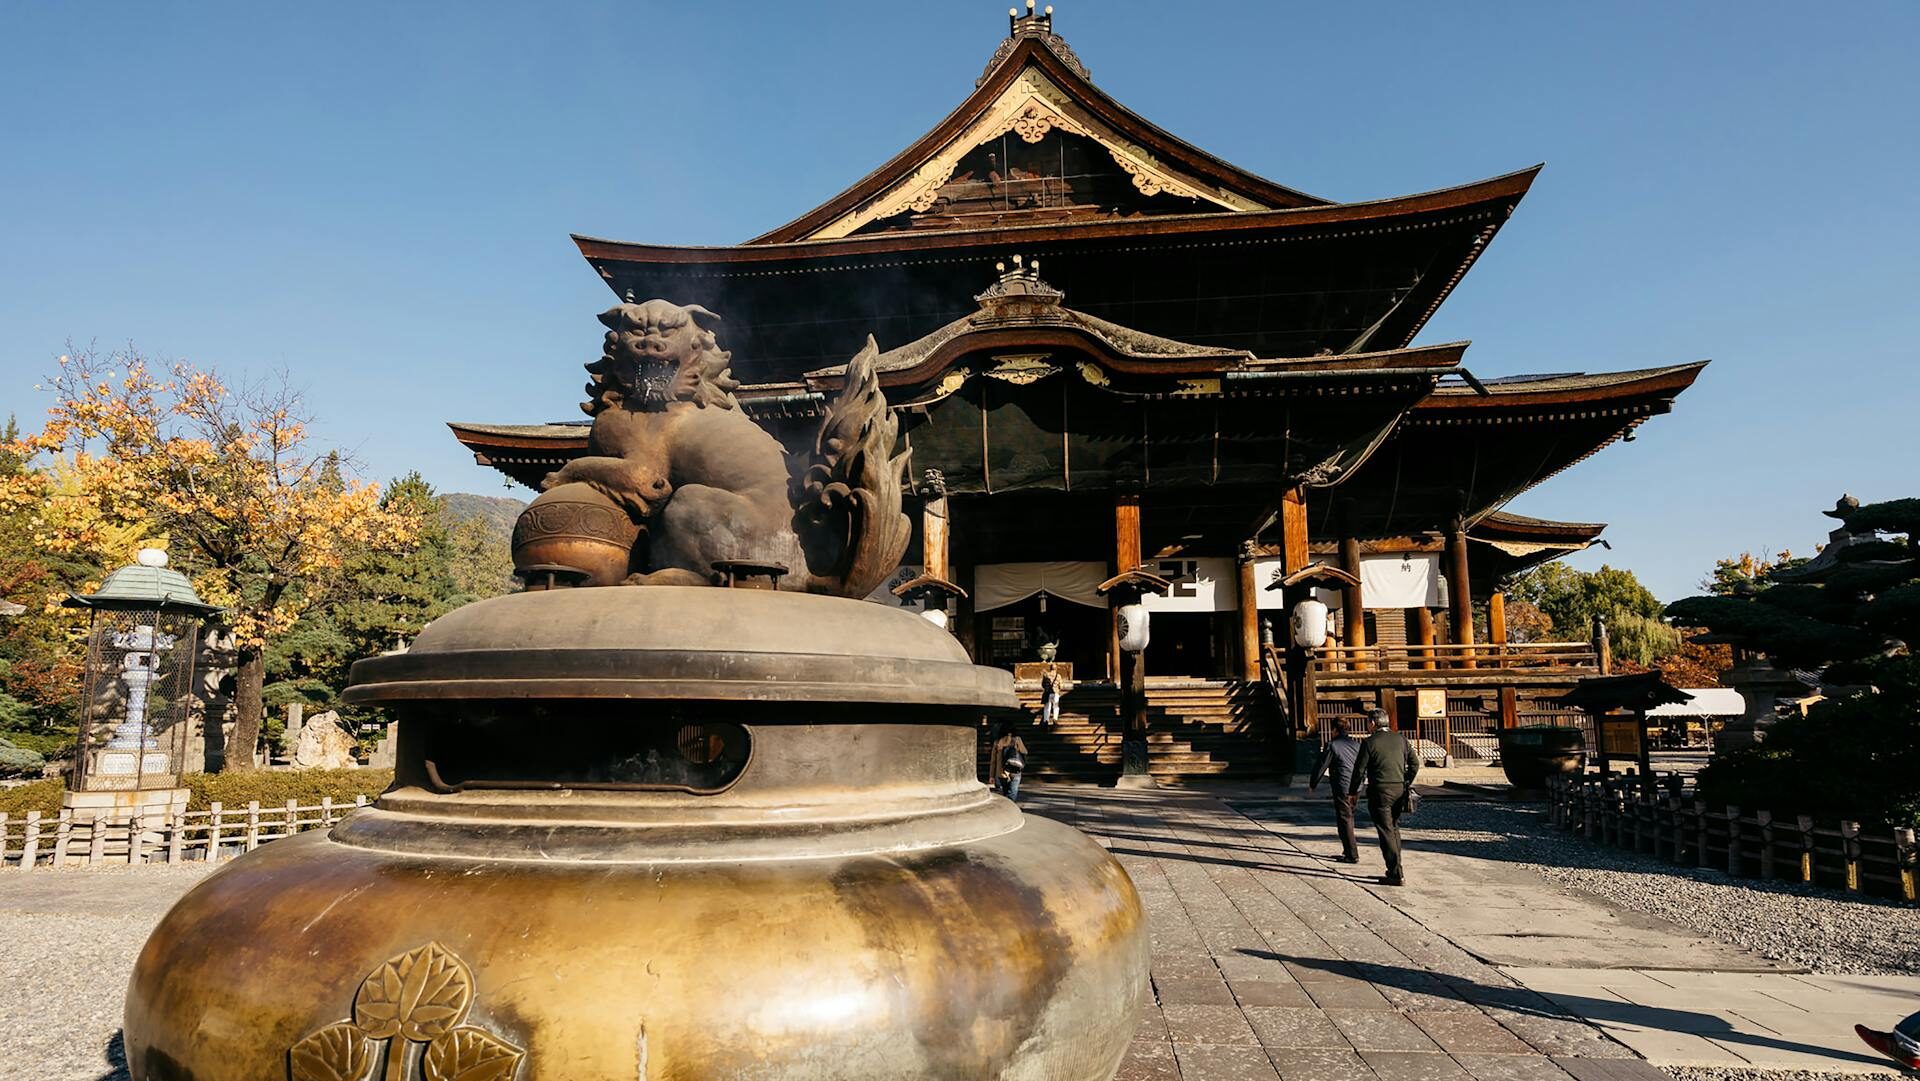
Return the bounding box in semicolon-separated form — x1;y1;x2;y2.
597;301;719;405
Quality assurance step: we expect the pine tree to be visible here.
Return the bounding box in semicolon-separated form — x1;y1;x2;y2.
1667;496;1920;828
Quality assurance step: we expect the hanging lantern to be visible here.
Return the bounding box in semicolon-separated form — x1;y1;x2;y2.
62;548;222;822
1290;597;1329;648
1117;603;1150;652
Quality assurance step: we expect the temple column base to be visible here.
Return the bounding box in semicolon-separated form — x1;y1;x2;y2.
1116;737;1157;788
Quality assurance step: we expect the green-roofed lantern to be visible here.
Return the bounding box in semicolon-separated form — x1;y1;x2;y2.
62;548;222;815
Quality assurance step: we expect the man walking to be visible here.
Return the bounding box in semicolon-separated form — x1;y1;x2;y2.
1308;717;1363;863
1346;708;1419;886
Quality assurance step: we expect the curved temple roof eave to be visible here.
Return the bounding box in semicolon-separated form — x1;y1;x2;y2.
569;165;1543;268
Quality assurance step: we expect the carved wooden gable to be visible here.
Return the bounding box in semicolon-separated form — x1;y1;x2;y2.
804;66;1270;241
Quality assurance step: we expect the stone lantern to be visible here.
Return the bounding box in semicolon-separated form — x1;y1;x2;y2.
61;548;221;823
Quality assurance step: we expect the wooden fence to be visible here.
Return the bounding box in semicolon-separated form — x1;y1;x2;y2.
1546;771;1918;903
0;797;368;868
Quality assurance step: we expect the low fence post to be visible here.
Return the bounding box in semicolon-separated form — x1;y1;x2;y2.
284;799;298;838
1656;796;1676;861
244;801;261;852
0;812;9;868
22;811;42;867
1725;806;1742;876
207;802;224;862
1840;820;1861;892
167;816;184;865
128;815;146;866
1695;801;1711;869
52;809;74;867
1756;810;1775;879
1896;828;1917;903
1797;815;1816;883
87;816;106;865
321;796;335;827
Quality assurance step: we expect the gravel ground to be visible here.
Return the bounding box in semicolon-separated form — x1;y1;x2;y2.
1413;798;1920;977
0;864;214;1081
1667;1066;1915;1081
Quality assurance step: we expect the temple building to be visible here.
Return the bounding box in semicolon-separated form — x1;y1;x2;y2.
452;6;1703;782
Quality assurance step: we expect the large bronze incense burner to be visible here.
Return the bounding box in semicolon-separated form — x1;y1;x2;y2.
123;302;1148;1081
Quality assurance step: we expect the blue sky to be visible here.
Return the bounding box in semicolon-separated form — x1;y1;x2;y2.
3;1;1915;602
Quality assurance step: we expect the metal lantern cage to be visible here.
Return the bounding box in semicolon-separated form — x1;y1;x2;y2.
63;549;222;793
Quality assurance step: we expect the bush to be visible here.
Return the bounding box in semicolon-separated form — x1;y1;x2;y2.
0;770;395;818
0;778;66;817
0;736;46;778
181;768;393;812
1697;656;1920;830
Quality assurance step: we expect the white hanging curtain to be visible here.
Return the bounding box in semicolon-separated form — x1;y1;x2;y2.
1360;554;1442;609
974;561;1108;611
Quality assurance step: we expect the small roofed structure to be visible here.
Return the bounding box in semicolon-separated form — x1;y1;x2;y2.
1557;671;1691;781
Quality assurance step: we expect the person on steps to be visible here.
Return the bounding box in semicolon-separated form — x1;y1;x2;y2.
988;720;1029;801
1346;708;1419;886
1309;717;1363;864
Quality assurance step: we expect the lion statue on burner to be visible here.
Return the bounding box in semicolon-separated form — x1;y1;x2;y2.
513;298;910;597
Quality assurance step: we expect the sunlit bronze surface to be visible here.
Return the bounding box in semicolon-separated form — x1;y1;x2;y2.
124;589;1148;1080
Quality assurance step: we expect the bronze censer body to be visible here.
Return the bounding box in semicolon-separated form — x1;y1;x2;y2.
123;301;1149;1081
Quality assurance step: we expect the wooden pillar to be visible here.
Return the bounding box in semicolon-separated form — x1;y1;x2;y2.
1339;533;1366;670
919;470;950;584
1114;492;1152;785
1278;487;1313;777
1488;589;1507;660
1110;492;1140;683
1446;518;1474;667
1237;543;1261;682
1411;607;1436;670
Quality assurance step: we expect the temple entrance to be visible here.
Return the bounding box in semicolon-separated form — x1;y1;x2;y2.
976;593;1108;676
1144;612;1223;679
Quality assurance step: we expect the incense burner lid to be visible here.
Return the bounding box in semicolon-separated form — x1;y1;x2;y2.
343;586;1013;710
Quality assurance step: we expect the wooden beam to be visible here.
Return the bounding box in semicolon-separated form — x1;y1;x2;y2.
1339;532;1367;669
1238;544;1261;681
1280;487;1309;573
1115;492;1142;572
1446;518;1475;666
1488;590;1508;660
1411;607;1436;671
920;473;950;584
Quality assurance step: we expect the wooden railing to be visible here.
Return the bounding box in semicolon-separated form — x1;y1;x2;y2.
0;797;368;869
1547;771;1918;903
1312;641;1598;675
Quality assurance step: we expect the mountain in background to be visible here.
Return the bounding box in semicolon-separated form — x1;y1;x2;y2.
439;492;524;599
441;492;525;535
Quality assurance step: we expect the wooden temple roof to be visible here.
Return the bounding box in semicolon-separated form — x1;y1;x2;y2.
570;9;1539;379
1316;361;1707;542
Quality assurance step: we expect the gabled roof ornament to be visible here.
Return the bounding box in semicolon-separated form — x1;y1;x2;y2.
981;1;1089;85
975;253;1065;307
1009;0;1054;37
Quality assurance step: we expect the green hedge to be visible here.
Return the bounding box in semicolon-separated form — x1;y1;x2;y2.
182;769;393;812
0;778;65;817
0;770;395;818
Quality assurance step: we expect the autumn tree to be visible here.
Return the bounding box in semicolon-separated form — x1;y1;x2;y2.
1;347;413;770
1506;562;1681;666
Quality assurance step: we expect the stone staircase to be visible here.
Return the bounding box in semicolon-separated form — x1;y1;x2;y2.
980;680;1286;785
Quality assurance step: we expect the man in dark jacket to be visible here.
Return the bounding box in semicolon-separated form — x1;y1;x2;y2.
1347;708;1419;886
1308;717;1363;863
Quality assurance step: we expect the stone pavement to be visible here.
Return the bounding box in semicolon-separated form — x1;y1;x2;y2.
1023;784;1910;1080
2;786;1912;1080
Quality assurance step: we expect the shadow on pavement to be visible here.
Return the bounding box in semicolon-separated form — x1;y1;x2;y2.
96;1029;127;1081
1260;951;1894;1070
